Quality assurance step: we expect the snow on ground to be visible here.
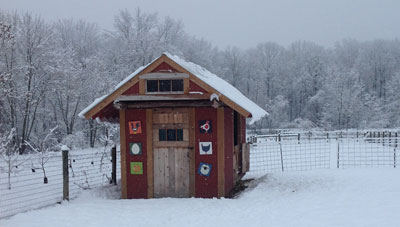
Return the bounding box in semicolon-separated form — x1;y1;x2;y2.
2;169;400;227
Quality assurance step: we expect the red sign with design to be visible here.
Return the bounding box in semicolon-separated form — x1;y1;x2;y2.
128;121;142;134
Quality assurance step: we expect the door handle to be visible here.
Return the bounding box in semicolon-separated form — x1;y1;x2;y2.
187;146;194;150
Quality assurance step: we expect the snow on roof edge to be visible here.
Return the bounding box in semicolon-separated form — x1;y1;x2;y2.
163;52;268;124
79;52;268;124
78;58;157;119
78;95;108;118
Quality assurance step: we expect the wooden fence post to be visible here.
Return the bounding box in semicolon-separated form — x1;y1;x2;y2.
62;145;69;201
337;141;340;169
111;145;117;185
278;134;284;172
394;145;396;169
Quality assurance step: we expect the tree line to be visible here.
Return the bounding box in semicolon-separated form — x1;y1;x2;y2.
1;9;399;153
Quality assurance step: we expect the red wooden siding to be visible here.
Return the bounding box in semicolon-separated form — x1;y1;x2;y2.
125;109;148;199
224;108;234;196
92;103;119;122
122;83;139;95
195;107;218;198
151;62;180;73
189;81;208;94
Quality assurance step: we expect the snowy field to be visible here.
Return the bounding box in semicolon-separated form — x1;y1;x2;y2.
1;134;399;226
2;169;400;227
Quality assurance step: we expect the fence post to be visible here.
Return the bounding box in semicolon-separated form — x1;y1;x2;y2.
111;145;117;185
62;145;69;201
394;145;396;168
378;132;381;144
278;134;284;172
395;133;398;168
337;141;340;169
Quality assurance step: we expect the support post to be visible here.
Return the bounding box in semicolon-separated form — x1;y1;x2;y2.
396;133;398;168
394;146;396;168
278;134;284;172
111;145;117;185
62;146;69;201
337;142;340;169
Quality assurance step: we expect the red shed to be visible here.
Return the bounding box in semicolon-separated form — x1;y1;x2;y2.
79;53;267;198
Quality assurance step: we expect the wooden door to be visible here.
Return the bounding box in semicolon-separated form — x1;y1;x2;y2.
153;109;190;198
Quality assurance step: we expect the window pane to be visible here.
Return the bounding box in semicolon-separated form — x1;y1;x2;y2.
159;129;167;141
167;129;176;141
147;80;158;92
159;80;171;92
172;79;184;92
176;129;183;141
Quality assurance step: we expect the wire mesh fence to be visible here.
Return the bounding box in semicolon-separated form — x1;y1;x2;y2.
248;130;399;175
338;136;398;168
0;147;120;219
1;130;399;219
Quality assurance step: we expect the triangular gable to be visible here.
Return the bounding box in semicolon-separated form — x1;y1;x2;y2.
79;53;268;124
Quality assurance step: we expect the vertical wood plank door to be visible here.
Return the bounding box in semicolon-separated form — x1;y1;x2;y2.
153;108;190;198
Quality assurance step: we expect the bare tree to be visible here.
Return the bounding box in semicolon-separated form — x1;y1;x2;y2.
52;19;100;135
15;13;53;154
25;126;58;184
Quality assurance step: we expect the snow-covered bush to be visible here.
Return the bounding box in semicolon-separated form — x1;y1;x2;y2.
61;131;86;150
0;129;25;189
282;118;317;130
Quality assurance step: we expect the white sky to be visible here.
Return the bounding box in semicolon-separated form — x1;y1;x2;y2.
1;0;400;49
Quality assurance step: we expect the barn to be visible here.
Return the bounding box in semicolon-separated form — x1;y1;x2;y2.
79;53;267;198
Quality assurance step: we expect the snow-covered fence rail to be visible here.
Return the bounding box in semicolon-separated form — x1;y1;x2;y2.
0;147;120;219
248;131;399;175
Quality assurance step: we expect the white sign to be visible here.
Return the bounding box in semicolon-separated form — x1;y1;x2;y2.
199;142;212;155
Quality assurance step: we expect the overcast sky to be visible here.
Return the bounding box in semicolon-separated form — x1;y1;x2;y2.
1;0;400;49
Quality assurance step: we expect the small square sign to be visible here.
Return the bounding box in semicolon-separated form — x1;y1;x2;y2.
129;142;142;156
128;121;142;135
130;162;143;175
198;162;212;177
199;120;212;134
199;142;212;155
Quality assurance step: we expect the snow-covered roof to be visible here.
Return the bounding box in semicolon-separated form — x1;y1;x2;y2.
164;53;267;124
78;61;156;119
79;53;268;124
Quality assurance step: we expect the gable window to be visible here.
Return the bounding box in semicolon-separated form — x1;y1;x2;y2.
172;79;183;91
147;80;158;92
146;79;184;93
